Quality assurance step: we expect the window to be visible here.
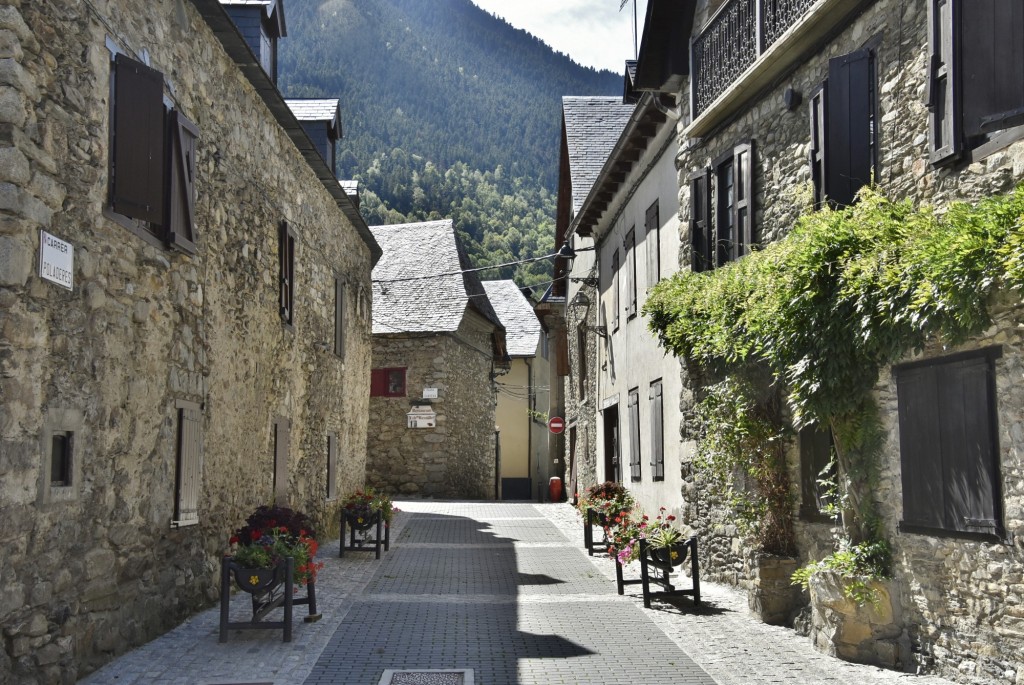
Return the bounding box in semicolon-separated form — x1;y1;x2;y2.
649;380;664;481
108;53;198;252
628;387;641;482
334;277;345;357
273;416;290;505
691;142;755;271
690;169;713;272
646;201;660;287
40;408;83;504
279;221;295;327
371;368;407;397
928;0;1024;165
809;49;876;208
611;249;620;331
326;432;338;500
49;432;72;487
799;423;836;521
895;348;1004;540
173;400;202;527
624;228;637;320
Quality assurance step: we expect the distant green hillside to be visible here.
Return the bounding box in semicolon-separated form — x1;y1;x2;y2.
279;0;621;288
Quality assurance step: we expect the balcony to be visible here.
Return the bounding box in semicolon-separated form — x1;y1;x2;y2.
687;0;867;136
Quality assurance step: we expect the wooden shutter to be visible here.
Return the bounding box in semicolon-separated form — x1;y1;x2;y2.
327;432;338;500
927;0;958;162
732;141;755;257
167;111;199;253
826;50;873;207
896;350;1003;537
628;388;641;482
279;222;295;325
111;54;165;225
690;169;712;272
625;229;637;318
649;381;664;481
960;0;1024;138
809;86;827;209
370;368;386;396
611;249;620;331
646;201;660;287
577;326;588;398
273;416;290;505
334;278;345;357
174;400;202;527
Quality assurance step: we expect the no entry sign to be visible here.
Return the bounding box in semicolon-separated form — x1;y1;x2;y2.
548;416;565;434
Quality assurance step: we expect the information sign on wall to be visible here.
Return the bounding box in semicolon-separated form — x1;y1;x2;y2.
39;231;73;290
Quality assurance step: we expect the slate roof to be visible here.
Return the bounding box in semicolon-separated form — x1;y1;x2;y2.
285;98;341;122
370;220;503;336
482;281;542;358
562;96;635;215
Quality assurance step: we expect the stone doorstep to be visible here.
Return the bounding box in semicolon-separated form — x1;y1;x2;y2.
378;669;474;685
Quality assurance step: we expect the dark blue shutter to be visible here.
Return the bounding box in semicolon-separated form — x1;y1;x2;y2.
960;0;1024;137
167;111;199;253
111;54;165;224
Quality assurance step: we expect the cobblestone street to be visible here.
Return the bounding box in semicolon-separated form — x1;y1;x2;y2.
80;501;956;685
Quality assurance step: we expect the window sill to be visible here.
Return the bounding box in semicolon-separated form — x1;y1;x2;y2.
898;521;1007;544
931;125;1024;170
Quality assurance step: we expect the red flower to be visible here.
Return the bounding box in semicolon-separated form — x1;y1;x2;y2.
250;530;262;541
667;515;676;521
229;535;239;545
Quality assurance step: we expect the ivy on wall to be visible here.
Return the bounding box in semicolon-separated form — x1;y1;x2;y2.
645;184;1024;555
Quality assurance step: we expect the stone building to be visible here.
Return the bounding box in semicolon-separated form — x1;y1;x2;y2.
554;96;636;499
366;220;506;500
630;0;1024;681
0;0;380;681
483;279;546;500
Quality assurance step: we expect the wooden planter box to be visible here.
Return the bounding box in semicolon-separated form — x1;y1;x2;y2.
218;556;321;643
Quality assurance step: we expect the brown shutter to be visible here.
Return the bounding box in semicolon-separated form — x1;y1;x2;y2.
628;388;641;482
174;400;202;527
896;364;946;530
960;0;1024;137
273;416;290;505
733;141;755;256
826;50;873;207
625;229;636;318
327;432;338;500
690;169;712;272
111;54;166;224
370;368;386;397
334;278;345;357
611;249;620;330
927;0;958;162
279;222;295;325
646;201;660;286
649;381;664;481
167;111;200;253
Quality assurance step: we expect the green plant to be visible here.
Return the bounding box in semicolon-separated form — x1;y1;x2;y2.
694;376;796;556
605;510;645;565
228;505;323;585
341;487;397;524
791;539;892;605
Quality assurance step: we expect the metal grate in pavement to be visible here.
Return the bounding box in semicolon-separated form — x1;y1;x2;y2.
377;669;474;685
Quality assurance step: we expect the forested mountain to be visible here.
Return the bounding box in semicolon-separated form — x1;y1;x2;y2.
279;0;622;288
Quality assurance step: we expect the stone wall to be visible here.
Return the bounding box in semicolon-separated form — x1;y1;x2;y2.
0;0;374;682
367;311;497;499
673;0;1024;681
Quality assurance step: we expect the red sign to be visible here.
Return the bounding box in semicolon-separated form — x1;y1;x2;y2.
548;417;565;434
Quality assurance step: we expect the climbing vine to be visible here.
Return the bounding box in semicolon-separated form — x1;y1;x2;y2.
645;183;1024;575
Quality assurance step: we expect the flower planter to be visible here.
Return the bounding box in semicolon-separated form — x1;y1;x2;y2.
582;507;614;556
634;537;701;609
806;570;905;668
748;554;800;626
218;556;321;643
650;541;691;567
339;509;390;559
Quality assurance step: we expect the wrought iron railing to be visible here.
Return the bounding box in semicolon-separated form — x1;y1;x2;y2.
692;0;818;119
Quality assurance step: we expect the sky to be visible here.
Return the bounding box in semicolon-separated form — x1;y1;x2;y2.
470;0;649;73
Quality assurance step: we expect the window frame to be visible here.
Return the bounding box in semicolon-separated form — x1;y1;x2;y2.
895;347;1005;541
326;432;338;501
927;0;1024;166
690;168;713;273
798;423;836;522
